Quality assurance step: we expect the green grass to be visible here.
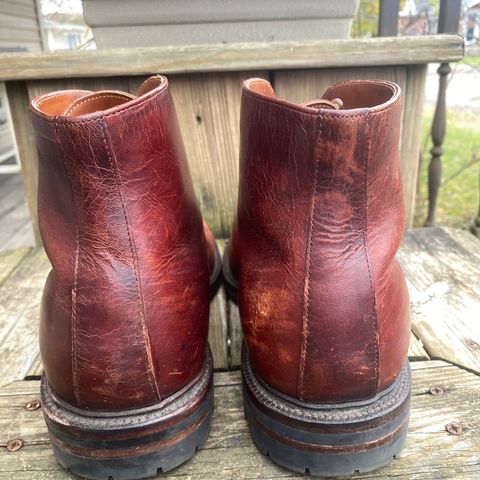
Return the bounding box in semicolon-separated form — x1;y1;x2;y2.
415;107;480;228
462;56;480;68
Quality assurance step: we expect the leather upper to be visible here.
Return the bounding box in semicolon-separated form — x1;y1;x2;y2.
229;78;410;403
31;76;214;410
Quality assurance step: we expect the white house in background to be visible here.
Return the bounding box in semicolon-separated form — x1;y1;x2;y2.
466;0;480;44
40;0;94;51
0;0;93;174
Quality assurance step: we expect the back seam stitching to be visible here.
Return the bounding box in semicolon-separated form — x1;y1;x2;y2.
361;112;380;392
100;117;162;402
54;120;81;406
297;115;322;399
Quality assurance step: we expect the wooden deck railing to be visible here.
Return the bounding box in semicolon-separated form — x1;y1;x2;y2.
424;0;462;226
377;0;463;227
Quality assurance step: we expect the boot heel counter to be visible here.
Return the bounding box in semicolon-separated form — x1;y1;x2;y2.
377;260;411;391
33;112;79;405
39;271;76;405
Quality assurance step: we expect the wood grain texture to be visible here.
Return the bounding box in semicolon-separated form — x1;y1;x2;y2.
0;34;463;81
228;300;242;369
400;64;428;228
208;240;229;370
0;248;50;387
0;247;31;288
25;355;42;378
0;361;478;479
165;72;267;237
408;332;429;361
273;65;425;228
398;227;480;375
0;175;35;253
5;81;41;245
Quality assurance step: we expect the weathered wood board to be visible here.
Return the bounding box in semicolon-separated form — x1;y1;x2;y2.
0;247;30;288
0;248;50;387
0;175;35;253
0;361;478;479
0;35;463;81
397;227;480;375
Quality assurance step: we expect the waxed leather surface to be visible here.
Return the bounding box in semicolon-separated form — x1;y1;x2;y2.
31;77;213;410
229;79;410;403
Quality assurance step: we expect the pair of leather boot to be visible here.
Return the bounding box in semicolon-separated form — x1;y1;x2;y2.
31;75;410;479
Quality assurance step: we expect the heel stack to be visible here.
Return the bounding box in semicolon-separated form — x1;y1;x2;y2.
242;347;410;477
41;350;213;480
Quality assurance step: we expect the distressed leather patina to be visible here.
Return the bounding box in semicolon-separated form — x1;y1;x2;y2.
31;76;217;410
227;78;411;403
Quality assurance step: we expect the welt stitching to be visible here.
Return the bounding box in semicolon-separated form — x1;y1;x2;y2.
54;120;81;406
297;115;321;399
67;94;132;116
361;111;380;392
100;117;161;401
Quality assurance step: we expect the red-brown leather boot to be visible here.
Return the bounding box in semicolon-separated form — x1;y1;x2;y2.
31;75;221;480
223;79;411;476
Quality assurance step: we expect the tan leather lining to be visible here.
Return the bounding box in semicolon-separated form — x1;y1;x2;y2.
321;81;398;109
30;75;169;120
63;91;137;116
244;78;276;98
139;75;166;96
32;91;93;116
244;78;399;112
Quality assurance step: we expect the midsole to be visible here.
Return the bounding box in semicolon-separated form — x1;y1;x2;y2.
242;346;410;426
244;387;409;446
47;401;212;459
41;348;213;459
242;345;411;454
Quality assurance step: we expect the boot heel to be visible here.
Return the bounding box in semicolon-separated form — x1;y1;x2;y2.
242;347;410;477
41;351;213;480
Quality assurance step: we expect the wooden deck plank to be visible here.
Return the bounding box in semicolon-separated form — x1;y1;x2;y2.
408;332;429;360
0;35;463;81
209;290;229;370
0;248;50;387
25;354;42;378
0;247;31;287
5;81;42;246
0;361;478;479
228;300;242;369
398;227;480;375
